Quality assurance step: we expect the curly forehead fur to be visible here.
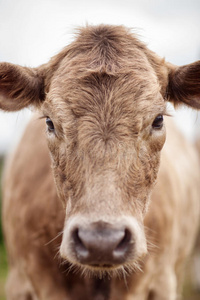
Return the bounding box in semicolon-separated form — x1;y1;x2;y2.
43;25;166;143
43;24;168;91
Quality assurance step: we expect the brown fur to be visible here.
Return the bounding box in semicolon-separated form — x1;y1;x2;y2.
0;63;44;111
167;61;200;108
1;25;200;300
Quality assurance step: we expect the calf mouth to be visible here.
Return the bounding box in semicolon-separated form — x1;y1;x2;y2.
62;257;145;280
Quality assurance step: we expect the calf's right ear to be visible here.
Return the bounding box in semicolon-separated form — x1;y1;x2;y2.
0;62;45;111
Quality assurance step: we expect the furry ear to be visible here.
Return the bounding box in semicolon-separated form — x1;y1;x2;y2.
166;61;200;109
0;62;45;111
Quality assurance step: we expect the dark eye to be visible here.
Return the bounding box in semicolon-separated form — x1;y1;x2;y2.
152;115;163;129
46;117;55;132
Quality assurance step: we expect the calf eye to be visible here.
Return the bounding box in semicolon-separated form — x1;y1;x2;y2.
152;115;163;129
46;117;55;132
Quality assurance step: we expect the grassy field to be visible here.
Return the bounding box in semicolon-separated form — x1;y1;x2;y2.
0;244;7;300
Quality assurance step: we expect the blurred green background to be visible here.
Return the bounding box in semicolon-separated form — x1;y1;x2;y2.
0;157;8;300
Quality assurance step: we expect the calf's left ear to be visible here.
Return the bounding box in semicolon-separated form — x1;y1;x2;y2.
0;62;45;111
166;60;200;109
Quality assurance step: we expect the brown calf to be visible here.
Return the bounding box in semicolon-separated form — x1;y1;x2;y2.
0;25;200;300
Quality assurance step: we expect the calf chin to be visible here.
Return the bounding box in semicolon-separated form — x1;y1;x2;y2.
60;216;147;274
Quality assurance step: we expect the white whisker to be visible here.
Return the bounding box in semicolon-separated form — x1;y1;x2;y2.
45;230;64;246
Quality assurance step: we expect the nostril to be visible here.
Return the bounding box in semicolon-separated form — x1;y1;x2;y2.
72;228;89;259
113;228;132;257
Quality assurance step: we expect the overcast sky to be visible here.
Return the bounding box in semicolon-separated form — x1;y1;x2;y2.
0;0;200;154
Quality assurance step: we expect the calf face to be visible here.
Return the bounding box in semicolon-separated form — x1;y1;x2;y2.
43;62;166;272
0;25;200;275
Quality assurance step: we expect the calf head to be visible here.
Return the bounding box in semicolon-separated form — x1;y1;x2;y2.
0;25;200;275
